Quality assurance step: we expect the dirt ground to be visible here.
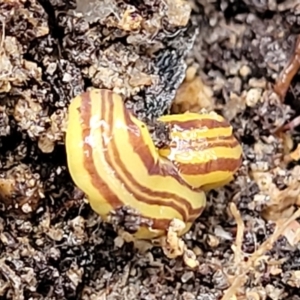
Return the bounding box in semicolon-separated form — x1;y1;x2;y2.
1;0;300;299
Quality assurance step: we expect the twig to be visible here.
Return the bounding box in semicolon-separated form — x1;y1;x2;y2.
274;36;300;101
230;202;244;265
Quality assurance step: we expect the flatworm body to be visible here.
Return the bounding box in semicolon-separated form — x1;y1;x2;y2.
66;89;242;239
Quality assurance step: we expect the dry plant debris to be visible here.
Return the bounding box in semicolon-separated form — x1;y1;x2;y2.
171;65;215;113
0;0;300;299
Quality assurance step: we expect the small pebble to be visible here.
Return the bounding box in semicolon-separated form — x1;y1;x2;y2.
246;88;262;107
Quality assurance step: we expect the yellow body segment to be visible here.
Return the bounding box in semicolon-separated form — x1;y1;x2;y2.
158;112;243;190
65;89;243;240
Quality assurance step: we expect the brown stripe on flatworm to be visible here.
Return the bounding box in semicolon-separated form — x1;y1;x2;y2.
178;156;243;175
164;118;231;130
80;91;123;208
123;109;194;182
101;89;204;221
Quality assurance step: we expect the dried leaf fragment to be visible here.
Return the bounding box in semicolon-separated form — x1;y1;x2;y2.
286;143;300;161
161;219;185;259
118;6;142;31
172;67;214;113
166;0;191;27
161;219;199;268
286;270;300;288
251;170;300;221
